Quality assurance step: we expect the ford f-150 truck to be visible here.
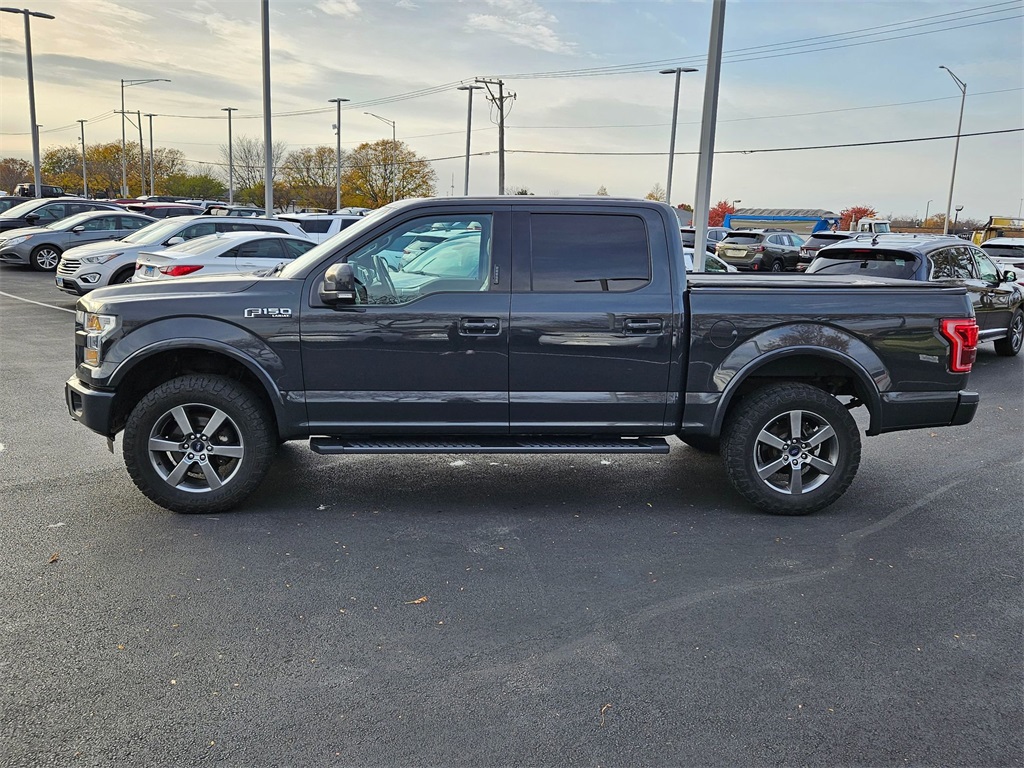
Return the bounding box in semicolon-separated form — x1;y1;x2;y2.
66;197;980;516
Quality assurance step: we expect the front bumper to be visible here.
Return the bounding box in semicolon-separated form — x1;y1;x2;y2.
66;375;115;437
55;274;91;295
0;247;31;266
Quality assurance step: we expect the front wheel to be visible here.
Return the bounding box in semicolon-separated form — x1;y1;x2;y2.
30;244;62;271
994;309;1023;356
110;266;135;285
123;375;275;514
721;383;861;515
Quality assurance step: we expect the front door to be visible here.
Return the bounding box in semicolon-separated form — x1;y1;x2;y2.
508;208;676;433
299;209;512;434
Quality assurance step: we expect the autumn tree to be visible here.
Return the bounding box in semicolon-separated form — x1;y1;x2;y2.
342;140;436;208
0;157;33;192
707;199;736;227
839;205;877;230
676;202;694;212
645;183;666;202
163;171;226;199
282;145;344;209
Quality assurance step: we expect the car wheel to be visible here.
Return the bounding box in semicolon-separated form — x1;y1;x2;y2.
722;383;861;515
30;244;62;272
769;259;784;272
123;375;275;514
110;266;135;285
994;309;1024;357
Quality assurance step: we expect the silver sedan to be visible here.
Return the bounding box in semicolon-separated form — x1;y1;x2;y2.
0;211;155;272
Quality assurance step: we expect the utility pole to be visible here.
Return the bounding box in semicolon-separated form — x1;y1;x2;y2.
221;107;237;204
328;97;350;211
77;119;88;198
476;78;515;194
144;113;155;195
136;111;145;196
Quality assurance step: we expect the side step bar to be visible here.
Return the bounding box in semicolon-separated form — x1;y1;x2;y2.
310;436;670;455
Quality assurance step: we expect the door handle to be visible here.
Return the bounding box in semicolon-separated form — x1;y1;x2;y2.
459;317;501;335
623;318;663;334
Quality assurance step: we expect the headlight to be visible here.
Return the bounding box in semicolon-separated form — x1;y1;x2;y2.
82;312;119;366
3;234;32;247
82;252;122;264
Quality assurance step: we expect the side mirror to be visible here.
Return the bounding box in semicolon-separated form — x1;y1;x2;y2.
319;262;358;305
71;225;85;233
24;213;39;223
1004;270;1017;283
165;236;185;246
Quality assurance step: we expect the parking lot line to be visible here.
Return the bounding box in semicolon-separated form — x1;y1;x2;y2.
0;290;75;314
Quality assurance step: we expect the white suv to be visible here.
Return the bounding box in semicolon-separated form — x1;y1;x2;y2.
55;215;309;295
278;213;365;244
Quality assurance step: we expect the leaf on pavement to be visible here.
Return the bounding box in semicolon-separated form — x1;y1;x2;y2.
404;596;429;605
48;552;60;564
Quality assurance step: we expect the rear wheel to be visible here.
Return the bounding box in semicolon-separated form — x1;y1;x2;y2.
123;375;275;514
722;383;861;515
30;244;62;272
769;259;784;272
994;309;1023;356
110;266;135;285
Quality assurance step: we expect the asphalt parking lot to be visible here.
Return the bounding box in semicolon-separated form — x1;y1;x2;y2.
2;267;1022;768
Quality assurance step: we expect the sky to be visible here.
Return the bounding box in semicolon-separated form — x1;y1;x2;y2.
1;0;1022;222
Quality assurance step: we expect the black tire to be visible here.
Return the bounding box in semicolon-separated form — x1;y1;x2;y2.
110;266;135;285
721;383;861;515
994;309;1023;357
123;375;275;514
769;259;784;273
679;434;720;453
30;244;62;272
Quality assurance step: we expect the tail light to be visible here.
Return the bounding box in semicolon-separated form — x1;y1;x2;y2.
158;264;204;277
940;318;978;373
135;262;144;270
752;245;765;252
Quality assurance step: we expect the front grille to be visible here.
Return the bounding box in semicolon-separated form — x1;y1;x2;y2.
58;259;81;274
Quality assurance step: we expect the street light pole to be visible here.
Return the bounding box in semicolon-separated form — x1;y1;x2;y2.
939;65;967;236
364;112;397;203
457;85;483;196
328;97;350;211
144;113;155;195
135;110;145;196
260;0;274;217
1;6;54;198
221;107;237;204
119;77;170;197
77;119;88;198
953;205;963;234
924;198;933;225
659;67;697;206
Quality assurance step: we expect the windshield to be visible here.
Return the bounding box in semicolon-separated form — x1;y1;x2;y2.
400;234;481;277
120;217;197;245
0;198;46;219
809;251;920;279
46;212;95;230
278;204;394;278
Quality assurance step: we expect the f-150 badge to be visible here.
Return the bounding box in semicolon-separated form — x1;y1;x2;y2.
244;307;293;318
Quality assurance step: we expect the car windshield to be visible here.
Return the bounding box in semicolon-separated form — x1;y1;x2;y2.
810;250;920;279
0;198;47;219
400;234;482;277
722;233;762;243
982;243;1024;259
120;218;197;245
163;234;249;255
45;212;95;230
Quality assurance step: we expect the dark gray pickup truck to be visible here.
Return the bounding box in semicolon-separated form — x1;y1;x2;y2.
66;197;980;516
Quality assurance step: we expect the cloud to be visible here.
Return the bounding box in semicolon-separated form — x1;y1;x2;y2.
317;0;361;17
467;0;576;55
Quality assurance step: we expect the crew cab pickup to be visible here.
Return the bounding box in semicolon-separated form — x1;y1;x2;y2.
66;197;980;516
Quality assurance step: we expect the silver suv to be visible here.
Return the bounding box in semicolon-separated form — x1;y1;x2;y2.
55;215;309;295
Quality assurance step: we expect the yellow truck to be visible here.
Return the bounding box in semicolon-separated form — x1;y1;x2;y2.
972;216;1024;245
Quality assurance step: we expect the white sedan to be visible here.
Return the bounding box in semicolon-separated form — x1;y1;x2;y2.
134;231;316;282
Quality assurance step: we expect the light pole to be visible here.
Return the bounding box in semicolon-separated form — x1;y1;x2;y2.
953;205;964;234
1;6;54;198
659;67;698;206
364;112;397;203
221;107;237;204
260;0;274;217
77;119;88;198
457;84;484;196
924;199;933;225
328;97;350;211
939;65;966;236
144;113;155;195
120;77;170;197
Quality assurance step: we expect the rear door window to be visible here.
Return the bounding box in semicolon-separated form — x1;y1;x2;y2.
971;248;999;282
529;213;650;292
179;222;217;240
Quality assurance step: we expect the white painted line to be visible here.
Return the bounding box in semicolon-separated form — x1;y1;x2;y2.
0;290;75;314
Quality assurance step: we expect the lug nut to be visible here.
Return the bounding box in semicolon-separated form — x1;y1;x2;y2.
200;454;206;461
186;453;194;460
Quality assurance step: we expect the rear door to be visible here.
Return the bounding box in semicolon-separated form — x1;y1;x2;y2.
508;206;675;433
970;245;1015;332
74;213;123;246
930;245;996;330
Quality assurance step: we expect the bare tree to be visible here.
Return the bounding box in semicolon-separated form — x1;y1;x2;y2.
219;135;288;191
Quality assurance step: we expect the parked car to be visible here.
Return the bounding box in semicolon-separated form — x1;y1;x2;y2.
808;234;1023;356
980;237;1024;275
11;182;65;198
683;247;738;273
715;230;805;272
796;231;856;271
203;204;265;217
0;197;121;235
278;213;365;244
0;196;34;213
121;202;204;219
55;215;309;295
133;231;316;282
0;210;154;272
680;226;732;253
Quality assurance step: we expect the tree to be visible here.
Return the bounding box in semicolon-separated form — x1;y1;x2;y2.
595;185;609;196
708;199;736;227
281;145;343;209
342;139;436;208
1;157;33;192
645;182;666;202
163;171;226;199
676;202;694;212
220;135;288;191
839;205;877;230
506;186;533;195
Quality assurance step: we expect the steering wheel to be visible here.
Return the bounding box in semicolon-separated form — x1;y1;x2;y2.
372;254;396;298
